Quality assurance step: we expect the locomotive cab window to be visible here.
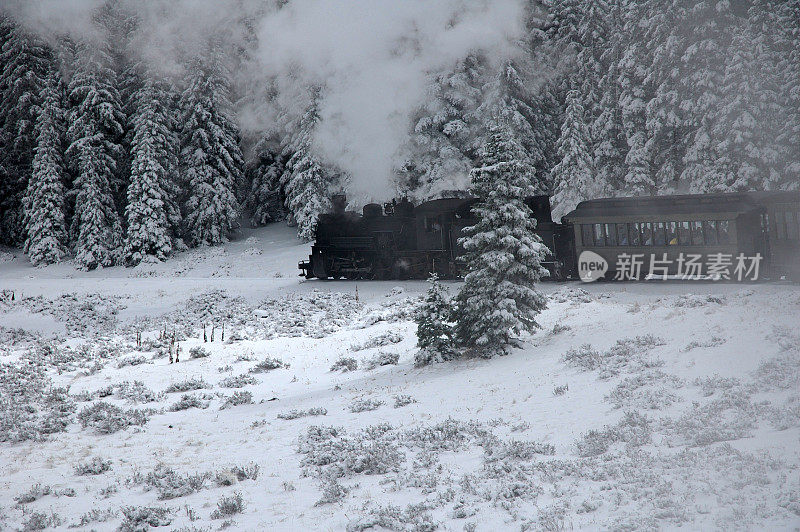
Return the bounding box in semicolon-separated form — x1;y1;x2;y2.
424;216;441;233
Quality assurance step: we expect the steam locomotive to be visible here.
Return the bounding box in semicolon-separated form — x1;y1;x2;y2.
298;191;800;281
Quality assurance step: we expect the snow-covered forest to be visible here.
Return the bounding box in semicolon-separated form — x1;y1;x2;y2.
0;0;798;269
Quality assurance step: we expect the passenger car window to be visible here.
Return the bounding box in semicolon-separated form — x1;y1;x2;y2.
629;223;641;245
690;221;704;246
703;221;718;245
642;222;654;245
775;211;786;240
679;221;691;245
787;211;798;240
616;223;628;245
718;220;731;244
594;224;605;246
581;224;594;246
666;221;678;245
605;223;617;246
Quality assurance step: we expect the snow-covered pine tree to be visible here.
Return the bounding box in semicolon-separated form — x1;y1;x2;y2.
639;0;689;193
279;92;334;241
0;21;53;245
66;44;126;270
453;125;548;356
591;0;628;194
414;273;455;366
180;55;243;247
699;23;782;192
22;70;68;266
618;0;656;195
768;0;800;189
551;89;601;220
247;134;285;226
124;76;180;264
399;54;485;200
679;0;739;191
471;60;551;194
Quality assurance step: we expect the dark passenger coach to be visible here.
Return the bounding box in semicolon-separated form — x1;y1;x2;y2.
563;191;800;280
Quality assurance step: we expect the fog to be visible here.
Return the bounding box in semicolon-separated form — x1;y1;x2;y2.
4;0;526;200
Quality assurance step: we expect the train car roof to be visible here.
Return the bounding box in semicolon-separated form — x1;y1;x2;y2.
563;192;766;221
414;197;477;214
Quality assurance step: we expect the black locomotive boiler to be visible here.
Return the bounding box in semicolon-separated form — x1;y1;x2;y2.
298;194;573;280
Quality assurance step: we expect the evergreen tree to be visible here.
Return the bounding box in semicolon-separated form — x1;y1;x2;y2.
770;0;800;189
0;21;53;245
279;93;334;241
247;136;285;226
66;44;125;269
679;0;739;190
472;60;551;193
453;126;548;356
181;55;243;247
414;273;455;366
697;23;782;192
641;0;689;193
618;0;656;195
399;54;485;199
551;90;600;220
591;0;628;193
22;71;68;266
124;77;180;264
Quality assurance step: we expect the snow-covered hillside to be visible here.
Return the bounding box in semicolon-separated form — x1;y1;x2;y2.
1;225;799;531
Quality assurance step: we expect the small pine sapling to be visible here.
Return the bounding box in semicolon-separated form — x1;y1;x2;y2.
414;274;456;366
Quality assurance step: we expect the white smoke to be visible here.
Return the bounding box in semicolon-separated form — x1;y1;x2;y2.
4;0;527;200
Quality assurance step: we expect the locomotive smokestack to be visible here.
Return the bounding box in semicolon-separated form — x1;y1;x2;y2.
332;194;347;214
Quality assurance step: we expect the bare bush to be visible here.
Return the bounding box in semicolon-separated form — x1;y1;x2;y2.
349;398;383;413
362;351;400;370
77;402;149;434
249;357;288;373
298;424;404;479
278;407;327;420
75;456;112;476
143;464;210;500
350;331;403;352
211;493;245;519
189;346;210;359
575;411;652;457
15;484;51;504
116;355;148;368
117;380;164;404
220;391;253;410
168;394;210;411
393;395;417;408
118;506;172;531
164;377;210;394
219;374;258;388
331;357;358;372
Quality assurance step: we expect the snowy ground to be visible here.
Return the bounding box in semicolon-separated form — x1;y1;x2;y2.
1;224;799;531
